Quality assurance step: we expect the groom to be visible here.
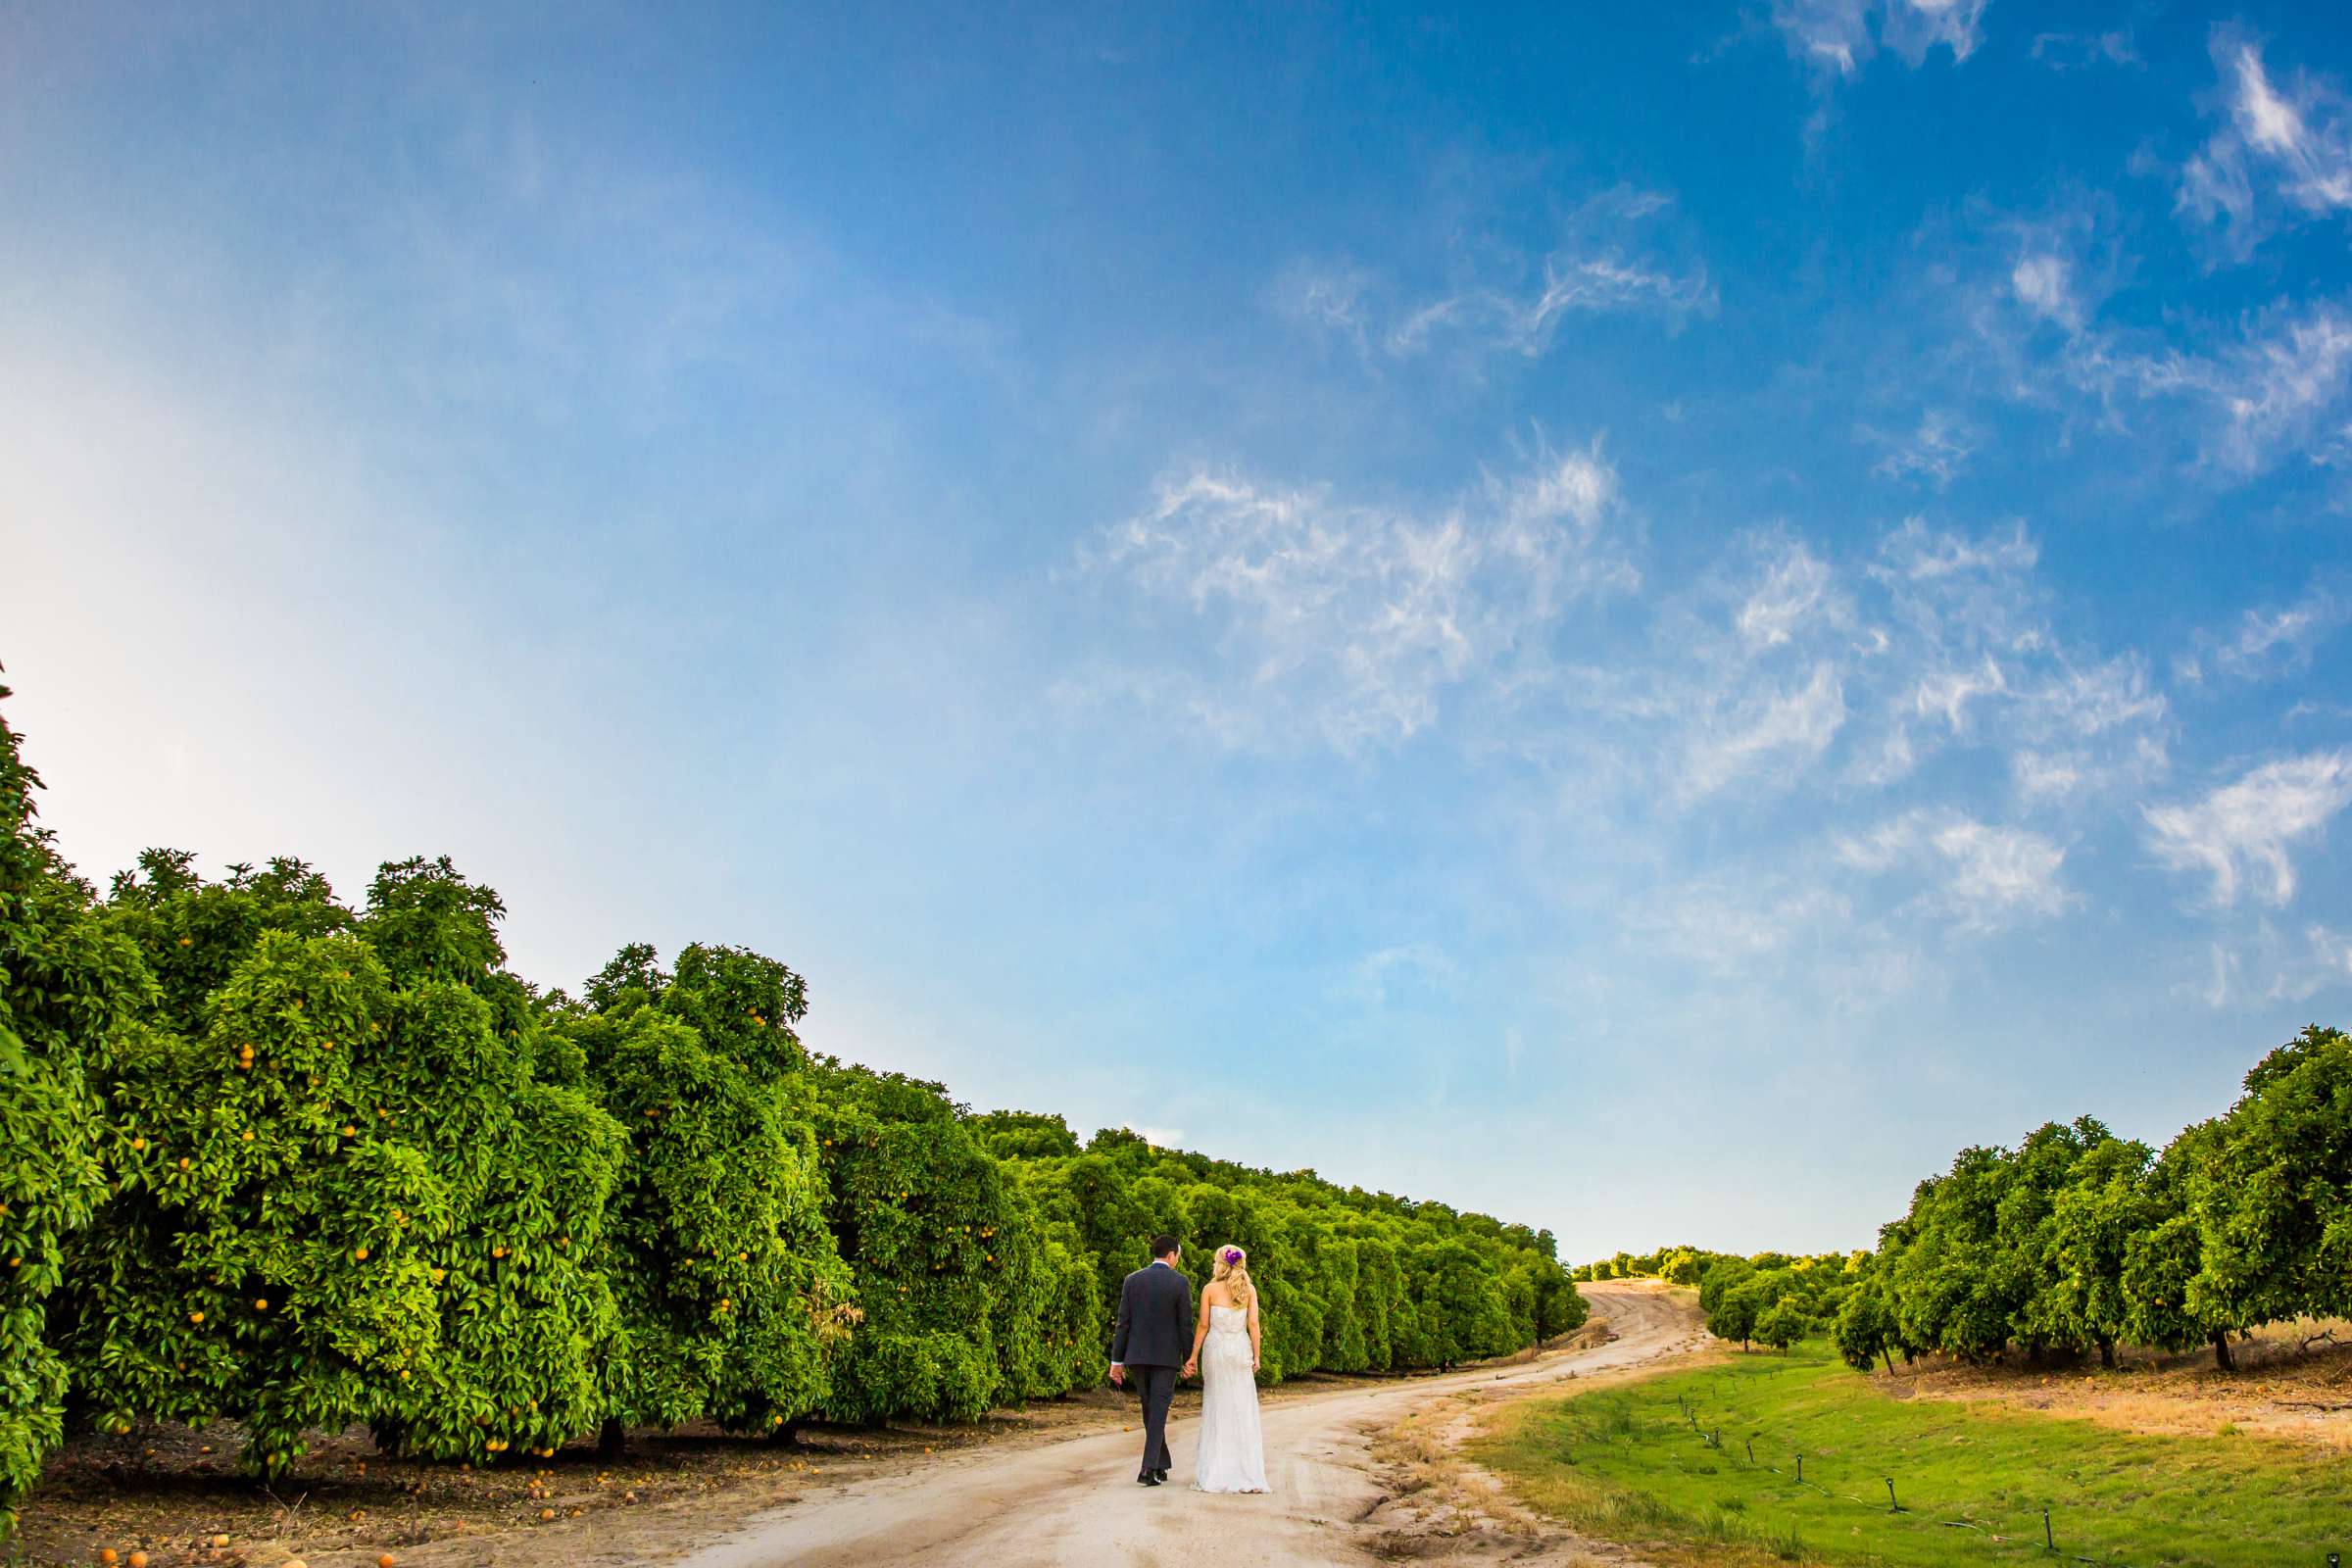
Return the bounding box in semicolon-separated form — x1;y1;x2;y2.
1107;1233;1193;1486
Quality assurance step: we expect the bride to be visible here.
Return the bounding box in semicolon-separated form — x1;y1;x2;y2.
1182;1245;1268;1494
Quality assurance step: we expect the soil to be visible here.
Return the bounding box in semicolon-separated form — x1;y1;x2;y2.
1873;1314;2352;1449
45;1291;2332;1566
675;1282;1700;1567
15;1285;1698;1567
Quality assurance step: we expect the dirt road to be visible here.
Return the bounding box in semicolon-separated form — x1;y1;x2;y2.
680;1283;1704;1568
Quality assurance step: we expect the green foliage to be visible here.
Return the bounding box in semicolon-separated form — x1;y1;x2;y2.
0;664;1583;1530
991;1128;1579;1382
564;944;845;1441
2182;1027;2352;1335
1753;1298;1805;1351
1833;1028;2352;1375
1831;1273;1897;1371
809;1064;1074;1422
62;855;629;1475
1706;1287;1759;1349
2045;1137;2154;1367
0;684;121;1529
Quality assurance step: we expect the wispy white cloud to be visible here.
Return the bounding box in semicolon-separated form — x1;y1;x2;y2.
1268;259;1375;363
2010;252;2081;329
1856;520;2167;806
1279;186;1713;368
1866;409;1978;486
1679;661;1848;799
1640;878;1853;969
1873;515;2037;582
1387;254;1715;358
2144;750;2352;906
2206;302;2352;472
1838;808;2072;931
1736;532;1846;650
1505;514;2162;815
1069;444;1633;753
1974;207;2352;479
2192;921;2352;1008
2178;31;2352;260
1770;0;1987;80
1880;0;1989;67
2180;587;2347;683
1909;656;2008;734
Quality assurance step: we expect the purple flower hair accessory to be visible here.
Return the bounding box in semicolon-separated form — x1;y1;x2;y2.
1222;1248;1244;1265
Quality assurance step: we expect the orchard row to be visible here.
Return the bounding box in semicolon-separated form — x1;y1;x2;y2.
0;681;1582;1529
1581;1023;2351;1373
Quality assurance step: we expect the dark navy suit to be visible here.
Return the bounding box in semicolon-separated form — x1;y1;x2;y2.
1110;1258;1195;1479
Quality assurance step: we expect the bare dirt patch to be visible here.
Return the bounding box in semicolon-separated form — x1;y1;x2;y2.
1873;1315;2352;1450
19;1361;1529;1566
665;1282;1706;1567
1357;1288;1713;1567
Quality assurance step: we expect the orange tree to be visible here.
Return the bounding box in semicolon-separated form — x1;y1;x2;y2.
808;1063;1090;1421
352;859;627;1463
2181;1025;2352;1355
559;944;849;1448
984;1122;1577;1382
0;683;124;1530
61;855;626;1474
974;1115;1105;1397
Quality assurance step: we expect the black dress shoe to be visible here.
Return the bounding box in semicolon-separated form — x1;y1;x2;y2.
1137;1473;1161;1486
1152;1468;1169;1483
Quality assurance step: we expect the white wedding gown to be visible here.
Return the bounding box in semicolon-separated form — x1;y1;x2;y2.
1191;1304;1268;1493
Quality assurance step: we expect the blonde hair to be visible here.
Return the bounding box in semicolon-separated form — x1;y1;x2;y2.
1210;1245;1255;1312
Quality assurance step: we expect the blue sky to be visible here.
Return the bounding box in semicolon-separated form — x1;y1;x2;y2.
4;2;2349;1258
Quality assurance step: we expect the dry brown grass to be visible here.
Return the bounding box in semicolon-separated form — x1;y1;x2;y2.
1872;1315;2352;1449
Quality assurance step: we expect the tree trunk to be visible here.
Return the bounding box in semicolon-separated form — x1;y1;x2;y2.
598;1417;627;1459
2211;1331;2234;1372
766;1418;807;1446
1881;1348;1894;1374
2097;1337;2116;1370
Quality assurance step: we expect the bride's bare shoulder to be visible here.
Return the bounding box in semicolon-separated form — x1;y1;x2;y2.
1201;1279;1229;1305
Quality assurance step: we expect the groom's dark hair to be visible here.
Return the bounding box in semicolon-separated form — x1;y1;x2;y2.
1151;1233;1180;1260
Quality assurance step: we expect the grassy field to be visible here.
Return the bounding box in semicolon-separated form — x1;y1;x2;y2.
1469;1341;2352;1567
